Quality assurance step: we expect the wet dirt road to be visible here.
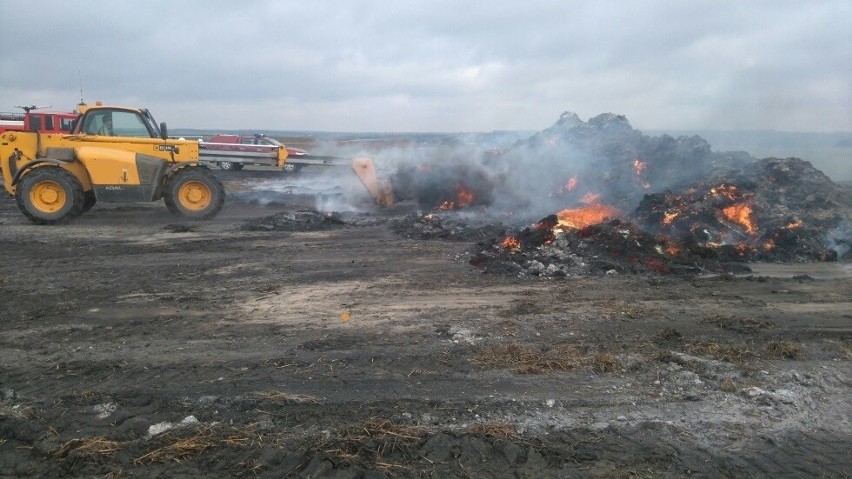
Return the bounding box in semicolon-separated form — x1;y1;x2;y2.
0;169;850;478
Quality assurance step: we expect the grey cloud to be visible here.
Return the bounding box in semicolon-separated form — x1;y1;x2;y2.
0;1;848;133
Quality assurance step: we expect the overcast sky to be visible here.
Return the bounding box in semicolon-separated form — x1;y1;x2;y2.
1;1;849;133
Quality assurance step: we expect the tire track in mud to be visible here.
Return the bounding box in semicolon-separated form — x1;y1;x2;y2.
1;193;850;477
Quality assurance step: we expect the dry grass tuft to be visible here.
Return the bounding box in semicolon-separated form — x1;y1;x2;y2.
71;390;99;400
250;391;318;404
842;340;852;358
55;436;121;458
718;378;737;392
350;418;427;442
0;404;34;419
654;327;683;344
312;418;428;470
692;343;758;364
134;425;253;464
463;422;520;440
699;314;771;333
474;343;579;374
590;353;621;373
766;341;804;360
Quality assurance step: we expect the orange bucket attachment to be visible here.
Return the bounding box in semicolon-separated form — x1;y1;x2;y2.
352;157;394;206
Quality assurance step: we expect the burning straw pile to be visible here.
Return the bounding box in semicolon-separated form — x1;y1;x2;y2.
390;112;850;276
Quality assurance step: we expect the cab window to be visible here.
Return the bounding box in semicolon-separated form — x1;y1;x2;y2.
81;110;153;137
111;111;152;137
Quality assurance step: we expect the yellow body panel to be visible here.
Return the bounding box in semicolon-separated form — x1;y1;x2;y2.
74;147;144;186
61;160;95;191
63;135;199;161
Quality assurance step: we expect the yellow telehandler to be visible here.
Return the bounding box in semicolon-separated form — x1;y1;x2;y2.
0;102;289;224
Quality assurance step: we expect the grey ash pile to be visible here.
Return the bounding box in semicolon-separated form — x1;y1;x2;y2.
390;212;511;242
468;218;752;278
242;211;347;232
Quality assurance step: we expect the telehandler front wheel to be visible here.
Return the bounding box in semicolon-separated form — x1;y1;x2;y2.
163;168;225;220
16;167;85;224
81;191;97;213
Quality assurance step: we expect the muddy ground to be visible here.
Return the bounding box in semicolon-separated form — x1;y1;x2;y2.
0;167;850;478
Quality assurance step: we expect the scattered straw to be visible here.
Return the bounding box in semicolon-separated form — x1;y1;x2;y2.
699;314;771;333
719;378;737;392
311;418;428;470
766;341;804;360
590;353;621;373
251;391;318;404
0;404;33;419
463;422;520;440
474;343;578;374
55;436;121;458
134;425;252;464
71;390;98;400
691;343;758;364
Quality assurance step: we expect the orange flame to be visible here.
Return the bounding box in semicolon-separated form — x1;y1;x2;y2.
722;203;757;234
665;244;681;256
633;160;651;189
501;236;521;249
435;184;476;210
580;192;601;204
556;203;622;230
551;175;579;197
785;220;802;229
456;185;474;207
566;176;578;191
662;211;679;226
710;184;739;200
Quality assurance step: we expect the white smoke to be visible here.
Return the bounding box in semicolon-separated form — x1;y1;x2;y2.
824;220;851;260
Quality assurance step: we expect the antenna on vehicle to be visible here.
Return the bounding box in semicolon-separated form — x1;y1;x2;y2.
15;105;52;113
78;68;85;107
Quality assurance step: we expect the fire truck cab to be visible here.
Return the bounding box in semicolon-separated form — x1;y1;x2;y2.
0;110;78;134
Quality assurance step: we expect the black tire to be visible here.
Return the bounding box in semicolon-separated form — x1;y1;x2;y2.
219;162;244;171
80;191;97;214
163;167;225;220
15;167;85;224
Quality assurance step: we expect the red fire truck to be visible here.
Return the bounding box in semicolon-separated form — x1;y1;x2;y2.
0;107;78;134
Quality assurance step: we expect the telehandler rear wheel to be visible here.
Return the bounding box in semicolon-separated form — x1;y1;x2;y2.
219;162;244;171
16;167;85;224
163;167;225;220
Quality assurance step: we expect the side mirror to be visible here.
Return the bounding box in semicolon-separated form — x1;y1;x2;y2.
160;122;168;140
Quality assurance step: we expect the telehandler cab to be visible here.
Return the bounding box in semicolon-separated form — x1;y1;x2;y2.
0;103;236;224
